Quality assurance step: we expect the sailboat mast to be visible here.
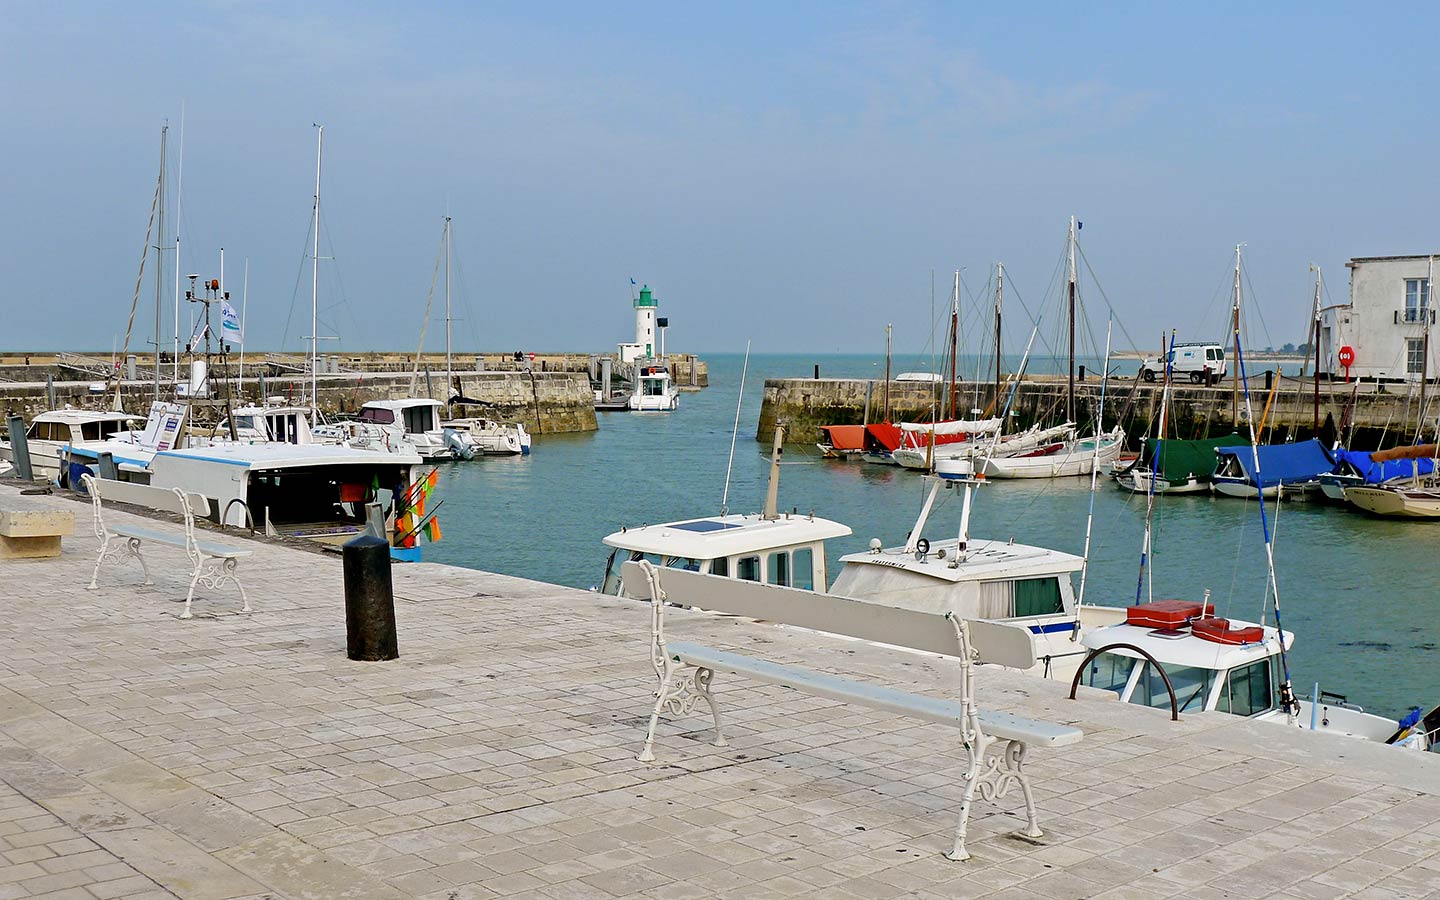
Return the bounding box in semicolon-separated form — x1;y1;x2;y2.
1067;217;1077;423
949;271;959;420
1232;244;1242;428
153;125;167;402
444;215;453;394
994;261;1003;409
311;124;323;408
1312;266;1322;434
883;323;892;422
173;106;185;387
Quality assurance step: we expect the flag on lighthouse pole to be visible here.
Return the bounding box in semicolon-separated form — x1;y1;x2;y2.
221;299;244;342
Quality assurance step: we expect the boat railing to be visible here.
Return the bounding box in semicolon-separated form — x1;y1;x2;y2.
221;498;255;533
1068;642;1179;722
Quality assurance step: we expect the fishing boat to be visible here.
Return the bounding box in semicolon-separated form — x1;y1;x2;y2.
1319;447;1436;502
1115;434;1247;494
1210;439;1334;499
1076;600;1436;750
628;365;679;411
0;409;143;481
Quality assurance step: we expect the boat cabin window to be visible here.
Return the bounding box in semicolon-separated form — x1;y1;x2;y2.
1081;653;1137;695
1218;658;1274;717
267;415;293;443
791;547;814;591
767;551;790;587
358;407;396;425
79;421;129;441
402;406;435;434
711;557;729;577
1014;578;1064;617
234;415;257;431
1129;663;1215;713
666;557;700;572
28;422;65;442
737;555;761;582
642;377;667;397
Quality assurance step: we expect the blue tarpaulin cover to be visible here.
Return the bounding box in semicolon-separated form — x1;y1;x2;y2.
1215;439;1335;488
1333;448;1435;484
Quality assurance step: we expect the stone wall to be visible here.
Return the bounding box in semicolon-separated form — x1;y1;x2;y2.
0;370;597;435
758;374;1433;448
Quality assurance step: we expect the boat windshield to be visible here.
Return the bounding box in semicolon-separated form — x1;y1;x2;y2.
1129;661;1215;713
80;420;132;441
642;378;667;397
359;408;396;425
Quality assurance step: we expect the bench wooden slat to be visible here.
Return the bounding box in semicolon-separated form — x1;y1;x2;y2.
622;562;1036;669
669;640;1082;747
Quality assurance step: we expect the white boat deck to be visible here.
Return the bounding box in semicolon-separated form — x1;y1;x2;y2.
3;481;1440;899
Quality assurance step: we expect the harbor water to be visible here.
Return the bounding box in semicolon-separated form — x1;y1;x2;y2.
427;352;1440;721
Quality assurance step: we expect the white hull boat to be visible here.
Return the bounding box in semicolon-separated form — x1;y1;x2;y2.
0;409;142;481
978;428;1125;479
443;418;531;455
1345;484;1440;518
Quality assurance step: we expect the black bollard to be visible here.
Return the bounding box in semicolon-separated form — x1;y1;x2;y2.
1078;365;1086;382
1265;369;1273;391
342;534;399;661
814;364;820;380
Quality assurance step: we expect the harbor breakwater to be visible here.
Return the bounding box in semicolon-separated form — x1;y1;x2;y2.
758;374;1432;448
0;368;599;434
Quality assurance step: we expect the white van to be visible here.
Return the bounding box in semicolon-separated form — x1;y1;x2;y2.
1139;343;1226;384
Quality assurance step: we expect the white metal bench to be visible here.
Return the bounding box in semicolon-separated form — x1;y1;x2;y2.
622;560;1083;861
81;474;252;619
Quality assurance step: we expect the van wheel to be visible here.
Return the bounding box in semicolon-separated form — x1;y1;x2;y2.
1142;370;1156;383
1189;372;1203;384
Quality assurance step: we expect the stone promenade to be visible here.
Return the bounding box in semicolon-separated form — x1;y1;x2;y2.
3;482;1440;899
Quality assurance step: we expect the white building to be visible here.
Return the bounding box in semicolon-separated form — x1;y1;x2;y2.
1320;255;1436;381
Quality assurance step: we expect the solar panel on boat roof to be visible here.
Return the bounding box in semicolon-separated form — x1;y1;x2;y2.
671;520;743;533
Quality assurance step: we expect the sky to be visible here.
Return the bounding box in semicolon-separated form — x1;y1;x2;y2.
2;2;1438;358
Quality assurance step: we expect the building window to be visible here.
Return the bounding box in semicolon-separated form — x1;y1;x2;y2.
1409;338;1426;375
1405;278;1431;322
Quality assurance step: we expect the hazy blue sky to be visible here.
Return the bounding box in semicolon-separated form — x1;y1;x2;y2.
3;3;1437;358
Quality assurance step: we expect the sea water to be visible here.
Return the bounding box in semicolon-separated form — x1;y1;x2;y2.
427;353;1440;720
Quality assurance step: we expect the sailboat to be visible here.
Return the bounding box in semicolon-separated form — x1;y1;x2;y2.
429;216;532;455
979;219;1124;479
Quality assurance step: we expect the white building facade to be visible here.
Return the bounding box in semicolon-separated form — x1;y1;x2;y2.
1320;255;1436;381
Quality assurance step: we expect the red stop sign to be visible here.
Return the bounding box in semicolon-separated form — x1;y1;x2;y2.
1338;345;1355;367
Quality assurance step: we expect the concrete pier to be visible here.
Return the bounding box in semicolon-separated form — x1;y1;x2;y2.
3;481;1440;898
759;374;1429;447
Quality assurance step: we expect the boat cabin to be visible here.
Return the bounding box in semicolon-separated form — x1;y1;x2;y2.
150;443;424;541
1078;601;1287;716
359;399;444;436
600;513;852;595
232;404;316;444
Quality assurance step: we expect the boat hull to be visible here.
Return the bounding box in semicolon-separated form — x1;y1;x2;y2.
1346;485;1440;518
979;431;1125;479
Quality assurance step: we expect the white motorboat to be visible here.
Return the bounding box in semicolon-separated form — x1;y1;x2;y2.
148;442;427;546
336;399;475;461
0;408;142;481
830;460;1120;681
893;422;1074;470
1077;600;1436;751
978;427;1126;479
443;417;531;455
628;364;679;411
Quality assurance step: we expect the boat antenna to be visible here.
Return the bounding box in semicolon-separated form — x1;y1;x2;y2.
1135;330;1176;606
720;340;751;516
1076;318;1114;616
1236;323;1301;718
